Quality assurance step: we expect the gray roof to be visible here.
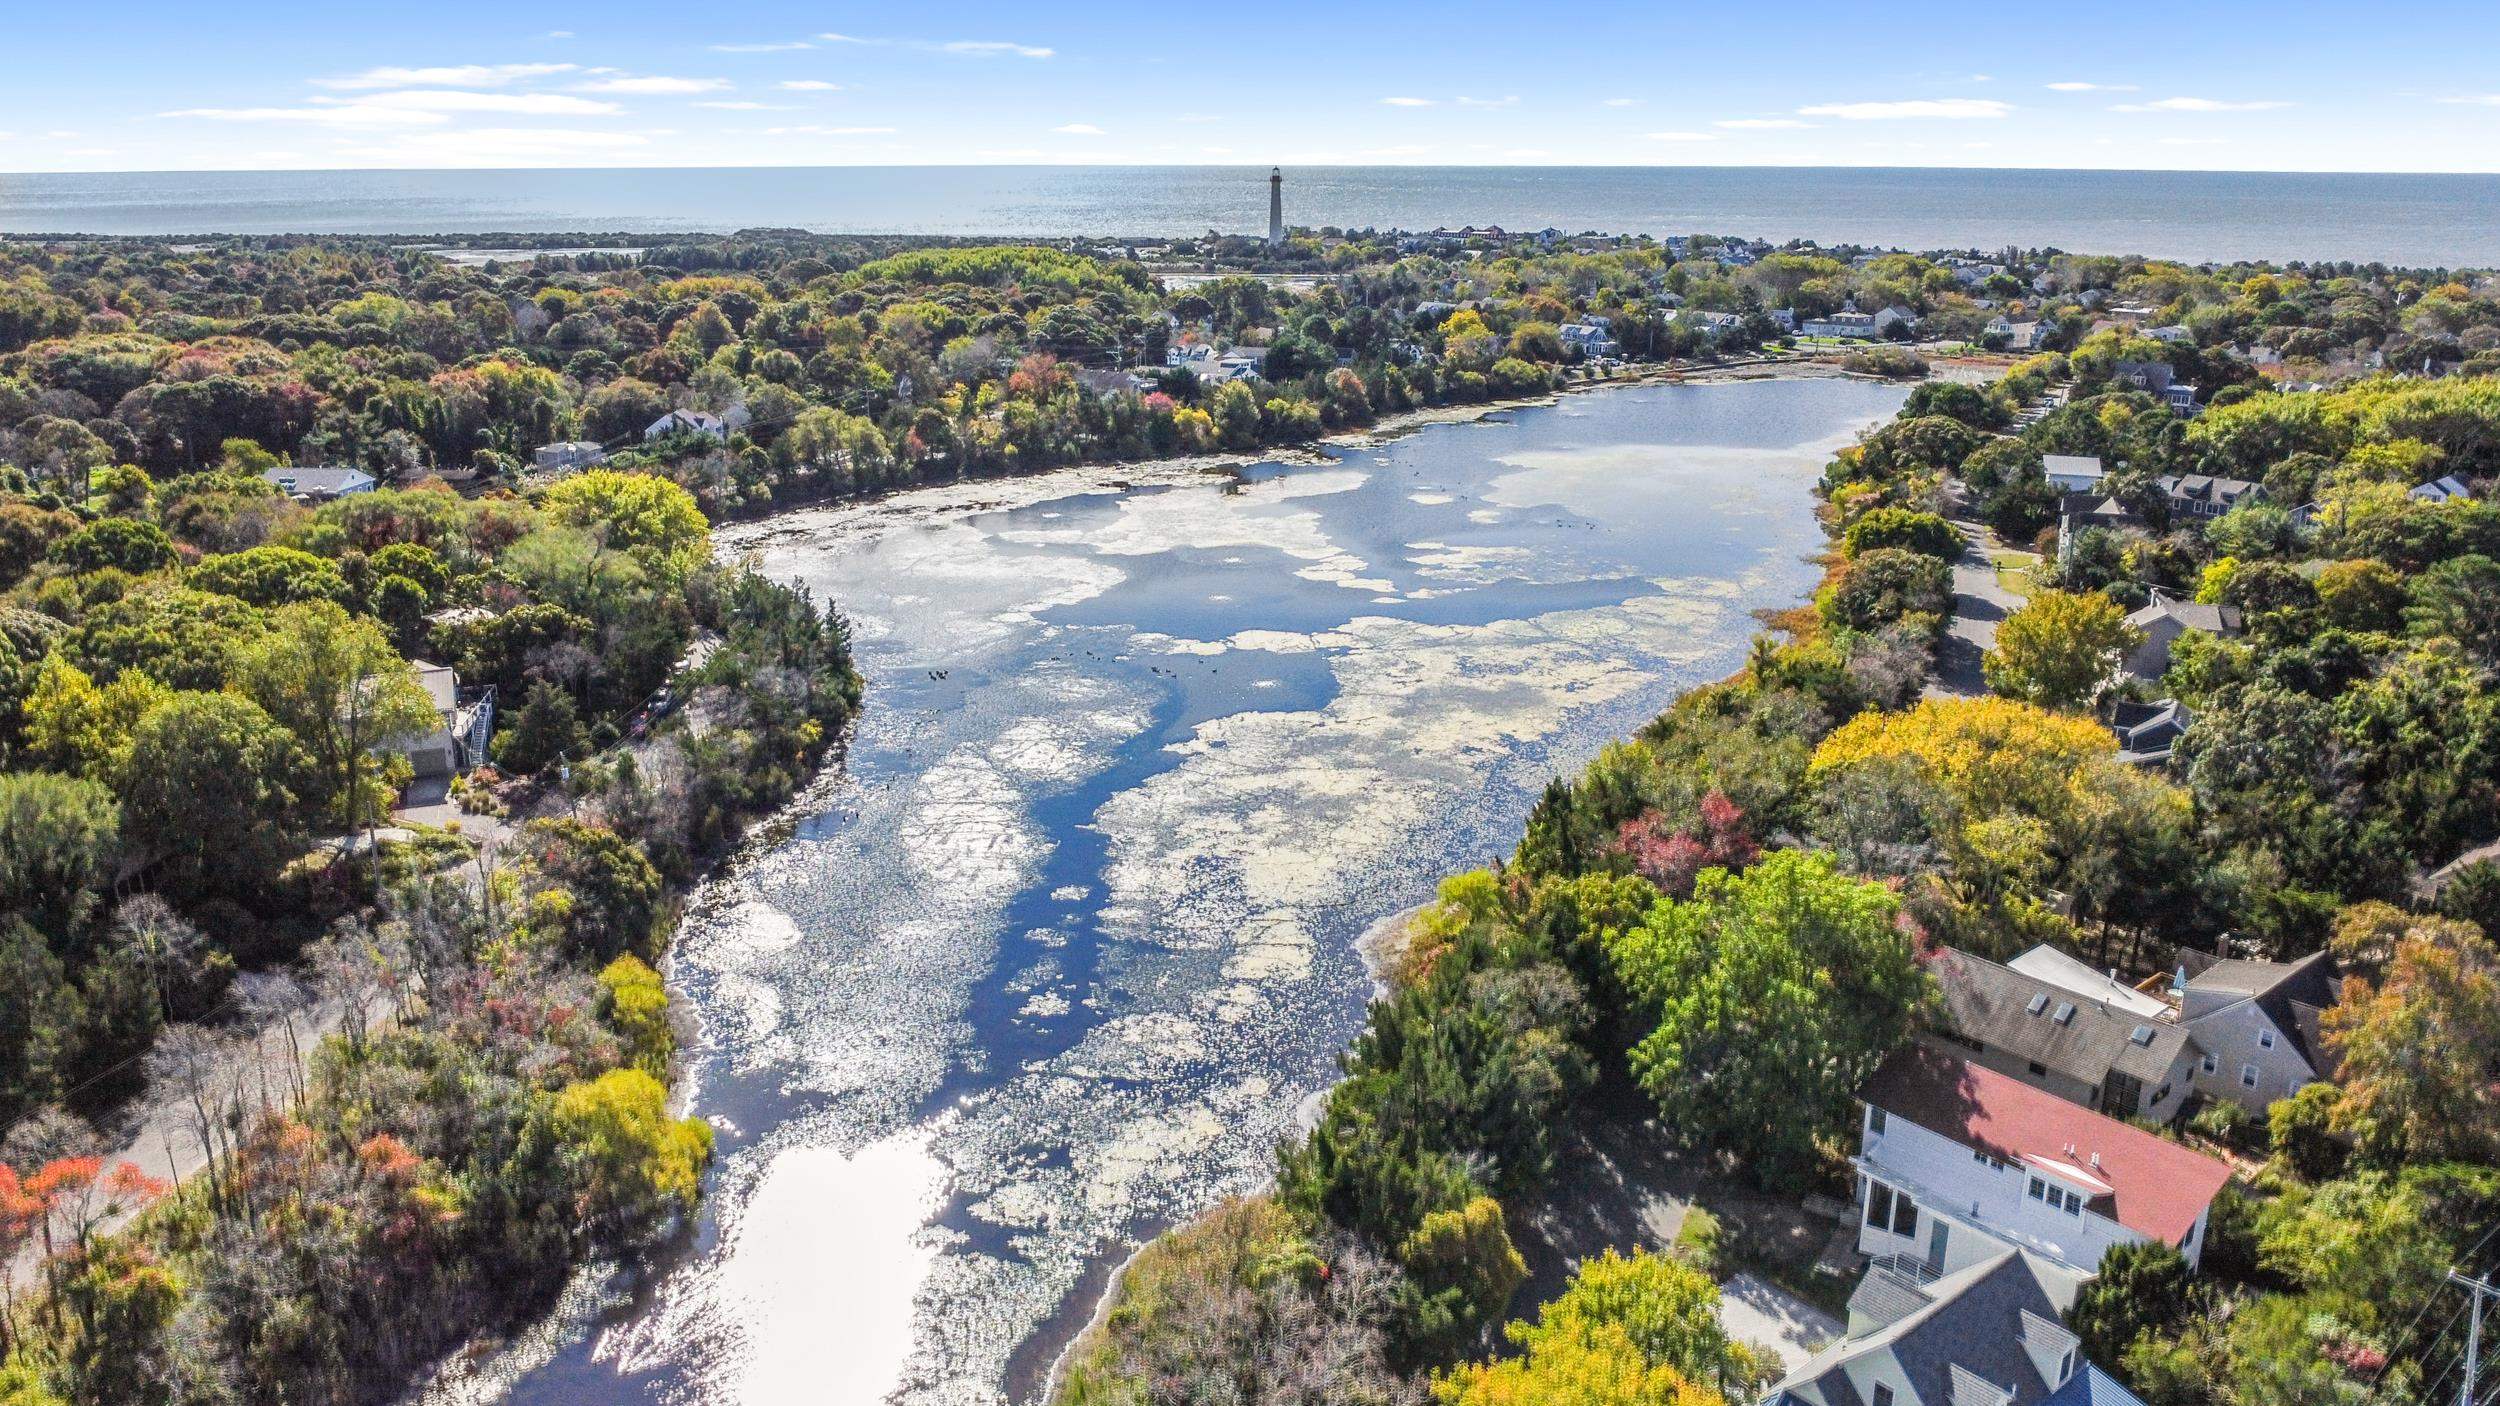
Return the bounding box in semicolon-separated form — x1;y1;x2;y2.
1776;1253;2081;1406
1929;947;2197;1090
2126;593;2242;635
2186;950;2341;1075
1849;1264;1938;1329
262;466;372;493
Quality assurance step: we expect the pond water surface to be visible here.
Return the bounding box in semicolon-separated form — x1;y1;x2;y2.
477;376;1906;1406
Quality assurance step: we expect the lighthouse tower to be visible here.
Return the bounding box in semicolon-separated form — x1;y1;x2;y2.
1267;167;1284;249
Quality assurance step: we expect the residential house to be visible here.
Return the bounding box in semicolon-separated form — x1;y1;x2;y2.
1853;1046;2234;1308
2157;473;2263;521
1802;301;1882;340
1877;305;1920;337
1768;307;1799;333
2109;699;2192;765
262;466;376;501
1558;321;1620;358
532;441;607;472
2111;361;2174;395
1770;1250;2145;1406
1923;948;2199;1123
645;409;727;442
1075;368;1148;397
2042;455;2106;495
1987;318;2059;352
398;661;497;782
2411;475;2474;503
2176;951;2342;1114
2162;384;2199;414
2143;325;2193;344
2122;591;2244;679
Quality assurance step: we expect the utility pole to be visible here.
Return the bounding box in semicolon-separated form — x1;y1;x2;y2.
2454;1269;2500;1406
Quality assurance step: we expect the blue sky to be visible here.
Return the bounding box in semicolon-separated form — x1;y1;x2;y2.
6;0;2500;173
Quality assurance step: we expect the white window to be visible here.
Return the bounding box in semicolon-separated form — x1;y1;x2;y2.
1868;1106;1888;1136
2064;1189;2083;1216
2259;1028;2277;1050
2029;1176;2048;1202
1875;1386;1895;1406
2241;1064;2260;1089
2201;1053;2218;1075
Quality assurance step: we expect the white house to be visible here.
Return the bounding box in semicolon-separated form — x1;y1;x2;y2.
2042;455;2106;495
2411;475;2474;503
1771;1250;2146;1406
262;466;377;500
1854;1046;2233;1309
1802;301;1882;340
645;409;727;442
2176;951;2342;1114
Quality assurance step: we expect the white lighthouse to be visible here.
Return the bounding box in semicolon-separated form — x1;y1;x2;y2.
1267;167;1284;249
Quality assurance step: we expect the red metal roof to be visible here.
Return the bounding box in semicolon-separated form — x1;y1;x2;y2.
1861;1045;2234;1245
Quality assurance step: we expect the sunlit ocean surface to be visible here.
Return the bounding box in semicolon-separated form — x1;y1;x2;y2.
445;378;1904;1406
4;166;2497;265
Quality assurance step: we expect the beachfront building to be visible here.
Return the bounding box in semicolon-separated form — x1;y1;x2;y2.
1853;1046;2234;1309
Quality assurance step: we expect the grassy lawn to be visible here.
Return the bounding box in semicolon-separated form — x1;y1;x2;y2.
1990;550;2041;600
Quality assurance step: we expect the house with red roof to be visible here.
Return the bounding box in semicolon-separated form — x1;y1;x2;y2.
1852;1046;2235;1310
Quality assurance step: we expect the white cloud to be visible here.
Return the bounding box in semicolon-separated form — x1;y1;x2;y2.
2046;81;2139;92
816;32;1052;58
1052;123;1106;135
1201;145;1234;155
1454;95;1519;108
711;41;813;52
1363;144;1433;157
2433;94;2500;106
779;80;840;91
941;40;1053;58
1643;130;1719;142
1714;117;1812;129
336;126;652;164
545;30;573;39
2111;96;2288;112
1175;113;1221;123
575;75;732;94
1502;148;1551;159
1380;96;1434;107
1602;97;1642;107
2156;136;2230;146
761;124;898;136
315;62;575;90
162;103;449;128
1795;98;2010;120
330;89;621;115
695;101;797;110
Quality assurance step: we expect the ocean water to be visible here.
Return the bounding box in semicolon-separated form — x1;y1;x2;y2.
2;165;2496;266
423;376;1907;1406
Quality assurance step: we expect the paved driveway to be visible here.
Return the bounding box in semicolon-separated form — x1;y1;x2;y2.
1928;521;2025;699
1719;1271;1843;1374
